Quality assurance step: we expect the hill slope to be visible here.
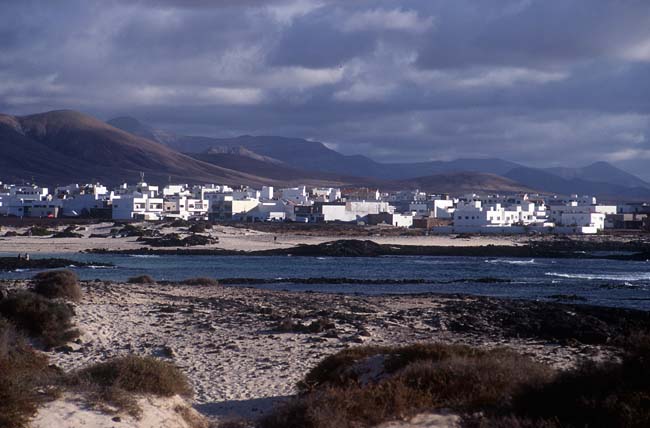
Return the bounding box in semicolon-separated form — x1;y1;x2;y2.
133;129;522;180
0;110;296;186
545;161;650;189
505;167;650;201
393;172;535;194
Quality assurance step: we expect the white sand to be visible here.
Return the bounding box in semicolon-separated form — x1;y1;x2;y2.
31;394;209;428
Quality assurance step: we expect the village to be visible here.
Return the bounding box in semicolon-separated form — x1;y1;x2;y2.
2;177;649;235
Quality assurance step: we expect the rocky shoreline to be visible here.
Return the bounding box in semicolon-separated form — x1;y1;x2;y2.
86;237;650;260
0;256;112;272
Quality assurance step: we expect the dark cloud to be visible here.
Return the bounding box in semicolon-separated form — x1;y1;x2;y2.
1;0;650;178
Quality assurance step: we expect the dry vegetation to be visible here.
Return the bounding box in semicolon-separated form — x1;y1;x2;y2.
0;291;80;348
182;277;220;286
32;269;82;302
127;274;156;284
0;271;197;427
262;341;650;428
0;319;59;428
66;355;193;417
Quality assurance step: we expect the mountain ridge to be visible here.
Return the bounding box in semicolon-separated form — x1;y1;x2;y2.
2;110;648;201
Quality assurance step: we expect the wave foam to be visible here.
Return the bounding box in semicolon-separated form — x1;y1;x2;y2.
545;272;650;282
486;259;536;265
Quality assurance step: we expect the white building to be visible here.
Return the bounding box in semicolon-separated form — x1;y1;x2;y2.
208;194;260;221
111;193;164;220
0;185;53;217
311;187;341;203
321;201;394;223
163;184;191;197
162;195;209;220
280;186;310;205
453;201;550;232
235;200;293;222
409;199;455;218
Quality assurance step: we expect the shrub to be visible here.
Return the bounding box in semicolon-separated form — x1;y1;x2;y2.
0;318;57;428
127;275;156;284
182;277;220;286
301;344;476;390
32;269;82;302
266;340;650;428
0;292;79;348
263;343;553;428
68;355;192;416
505;337;650;428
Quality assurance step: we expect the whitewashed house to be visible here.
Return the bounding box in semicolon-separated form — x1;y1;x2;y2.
280;186;310;205
311;187;341;203
60;185;109;217
0;185;54;217
320;201;394;223
162;195;209;220
111;192;164;220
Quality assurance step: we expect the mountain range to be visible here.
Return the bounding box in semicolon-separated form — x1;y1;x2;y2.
0;109;648;201
108;114;650;201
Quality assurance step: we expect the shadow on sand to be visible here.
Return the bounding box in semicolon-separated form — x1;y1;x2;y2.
195;395;291;421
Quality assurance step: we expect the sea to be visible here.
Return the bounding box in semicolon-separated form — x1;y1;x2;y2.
2;253;650;311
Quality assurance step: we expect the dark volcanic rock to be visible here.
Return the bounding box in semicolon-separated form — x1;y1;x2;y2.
0;257;112;271
444;297;650;345
52;231;83;238
138;233;218;247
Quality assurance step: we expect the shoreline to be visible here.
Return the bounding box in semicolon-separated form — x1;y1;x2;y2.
1;221;649;260
6;279;644;423
84;238;650;260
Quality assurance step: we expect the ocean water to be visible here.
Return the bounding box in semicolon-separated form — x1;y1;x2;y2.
2;253;650;311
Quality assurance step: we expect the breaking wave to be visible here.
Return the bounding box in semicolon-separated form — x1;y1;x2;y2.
545;272;650;282
485;259;536;265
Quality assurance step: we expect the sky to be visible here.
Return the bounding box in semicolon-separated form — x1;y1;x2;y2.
1;0;649;177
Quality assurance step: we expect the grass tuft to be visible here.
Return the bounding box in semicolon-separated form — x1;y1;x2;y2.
67;355;193;417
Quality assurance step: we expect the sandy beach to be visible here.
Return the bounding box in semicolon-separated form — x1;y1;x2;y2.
30;280;615;424
0;221;524;255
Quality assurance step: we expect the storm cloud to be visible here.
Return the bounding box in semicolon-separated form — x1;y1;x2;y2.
1;0;649;177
